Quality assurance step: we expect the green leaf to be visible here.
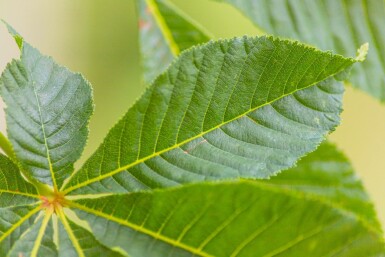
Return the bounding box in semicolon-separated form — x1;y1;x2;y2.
0;130;16;161
7;214;57;257
63;36;357;195
0;24;94;190
0;205;42;256
137;0;212;84
0;152;122;256
0;154;41;255
56;210;125;257
0;153;39;200
213;0;385;101
0;21;382;257
0;138;382;256
69;179;385;257
267;141;382;231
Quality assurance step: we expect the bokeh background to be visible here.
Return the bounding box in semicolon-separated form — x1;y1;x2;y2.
0;0;384;229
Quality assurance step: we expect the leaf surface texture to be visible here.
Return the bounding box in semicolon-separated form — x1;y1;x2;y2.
63;36;356;195
70;177;385;256
214;0;385;100
0;27;94;190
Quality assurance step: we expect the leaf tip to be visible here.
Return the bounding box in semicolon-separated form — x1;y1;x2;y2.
1;20;23;50
355;43;369;62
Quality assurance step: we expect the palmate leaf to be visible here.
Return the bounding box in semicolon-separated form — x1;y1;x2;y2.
69;145;385;257
214;0;385;101
63;35;359;195
0;22;382;256
0;23;94;190
137;0;211;84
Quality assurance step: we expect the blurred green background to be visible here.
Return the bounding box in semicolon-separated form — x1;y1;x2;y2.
0;0;384;228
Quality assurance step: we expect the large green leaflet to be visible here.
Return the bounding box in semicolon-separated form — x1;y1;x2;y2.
63;36;357;195
0;27;122;257
71;143;384;257
0;25;93;190
0;143;384;256
137;0;211;84
71;179;384;257
214;0;385;101
0;23;383;256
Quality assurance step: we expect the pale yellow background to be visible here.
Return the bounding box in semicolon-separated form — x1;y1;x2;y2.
0;0;384;230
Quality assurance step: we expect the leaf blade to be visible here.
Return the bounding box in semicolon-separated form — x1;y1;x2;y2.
0;154;39;200
0;26;94;189
137;0;211;84
0;205;41;255
64;36;356;195
267;141;382;231
69;180;385;257
7;211;56;257
57;209;126;257
214;0;385;101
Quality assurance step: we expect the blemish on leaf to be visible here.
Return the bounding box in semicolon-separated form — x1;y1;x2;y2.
184;139;207;154
139;19;150;30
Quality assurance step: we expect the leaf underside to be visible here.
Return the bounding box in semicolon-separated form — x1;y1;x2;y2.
215;0;385;101
137;0;211;84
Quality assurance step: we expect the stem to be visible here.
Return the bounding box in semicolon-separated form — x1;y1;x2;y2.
0;130;16;161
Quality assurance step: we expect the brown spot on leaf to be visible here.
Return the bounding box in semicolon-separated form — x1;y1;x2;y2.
184;139;207;154
139;19;151;30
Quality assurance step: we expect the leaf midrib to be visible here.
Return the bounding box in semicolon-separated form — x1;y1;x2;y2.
30;211;52;257
145;0;180;56
0;205;41;243
32;84;58;191
0;189;39;199
58;208;85;257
